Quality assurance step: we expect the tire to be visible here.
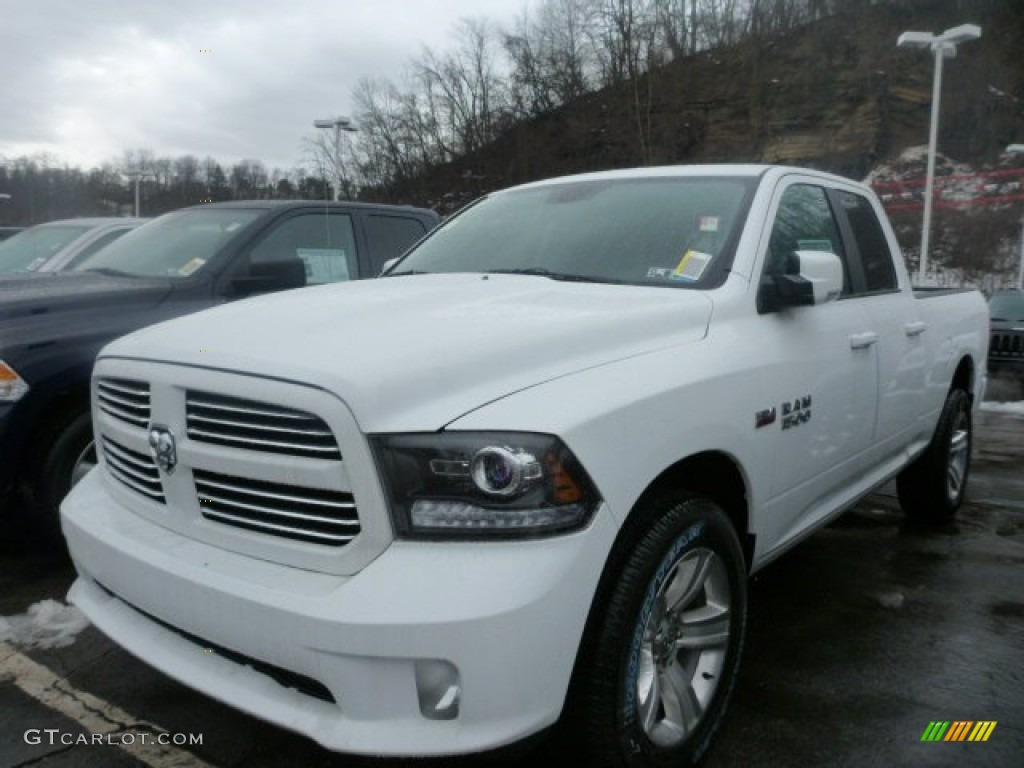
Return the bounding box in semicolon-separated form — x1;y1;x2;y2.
26;411;96;543
897;388;971;525
574;495;747;767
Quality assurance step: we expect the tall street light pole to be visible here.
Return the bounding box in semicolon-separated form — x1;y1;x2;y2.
123;171;148;217
1007;143;1024;290
313;116;358;201
897;23;981;285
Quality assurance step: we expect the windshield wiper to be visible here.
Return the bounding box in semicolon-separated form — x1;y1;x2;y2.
487;267;623;284
82;267;135;277
385;269;431;277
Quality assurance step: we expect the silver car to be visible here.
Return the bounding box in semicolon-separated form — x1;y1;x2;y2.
0;217;145;275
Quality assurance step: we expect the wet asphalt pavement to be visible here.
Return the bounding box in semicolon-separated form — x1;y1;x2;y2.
1;378;1022;767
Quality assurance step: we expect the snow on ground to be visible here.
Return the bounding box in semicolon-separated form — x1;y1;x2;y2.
980;401;1024;416
0;599;90;649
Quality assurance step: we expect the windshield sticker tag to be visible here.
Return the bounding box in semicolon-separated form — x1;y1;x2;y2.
225;222;242;232
699;216;719;233
178;258;205;276
672;250;712;282
647;267;674;279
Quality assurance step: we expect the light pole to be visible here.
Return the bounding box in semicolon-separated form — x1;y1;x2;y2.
1007;143;1024;290
123;171;149;217
313;116;358;201
897;23;981;285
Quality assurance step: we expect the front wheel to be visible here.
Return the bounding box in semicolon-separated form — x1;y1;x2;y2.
897;388;972;524
27;411;96;542
575;495;747;767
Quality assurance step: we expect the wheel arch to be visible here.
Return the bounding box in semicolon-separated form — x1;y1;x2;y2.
951;355;974;403
631;450;753;571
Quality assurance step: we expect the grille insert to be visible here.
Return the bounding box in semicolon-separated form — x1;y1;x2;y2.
990;331;1023;359
186;391;341;459
101;436;164;502
97;378;150;428
194;470;359;546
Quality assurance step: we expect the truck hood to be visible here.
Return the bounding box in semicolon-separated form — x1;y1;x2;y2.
104;273;713;431
0;272;173;356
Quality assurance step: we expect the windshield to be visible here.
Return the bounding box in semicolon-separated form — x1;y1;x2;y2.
72;208;262;278
990;292;1024;321
391;176;757;288
0;224;92;273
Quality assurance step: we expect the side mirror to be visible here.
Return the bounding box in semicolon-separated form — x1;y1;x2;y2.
232;258;307;296
760;250;843;312
379;257;399;276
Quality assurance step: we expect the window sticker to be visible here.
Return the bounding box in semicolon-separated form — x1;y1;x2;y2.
297;248;349;283
797;239;834;252
647;267;674;279
672;250;712;282
178;257;205;276
699;216;719;233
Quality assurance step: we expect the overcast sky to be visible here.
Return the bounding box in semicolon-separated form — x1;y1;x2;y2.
0;0;523;172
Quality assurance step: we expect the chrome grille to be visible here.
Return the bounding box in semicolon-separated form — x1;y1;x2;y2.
194;470;359;546
186;391;341;459
97;378;150;428
101;436;164;503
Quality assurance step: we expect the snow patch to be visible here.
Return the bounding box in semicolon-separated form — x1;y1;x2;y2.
0;599;90;649
981;401;1024;416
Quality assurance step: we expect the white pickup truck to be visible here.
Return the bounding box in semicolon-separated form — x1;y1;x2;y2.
63;165;988;766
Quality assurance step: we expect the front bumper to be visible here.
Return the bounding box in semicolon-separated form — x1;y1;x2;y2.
63;469;618;756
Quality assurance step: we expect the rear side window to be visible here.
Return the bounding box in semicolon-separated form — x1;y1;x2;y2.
836;191;897;293
250;213;357;284
364;215;428;274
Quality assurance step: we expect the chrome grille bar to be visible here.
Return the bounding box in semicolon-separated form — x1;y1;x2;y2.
199;509;357;544
194;469;359;547
186;391;341;459
97;378;150;428
101;437;164;502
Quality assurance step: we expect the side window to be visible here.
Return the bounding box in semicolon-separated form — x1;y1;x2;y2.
364;215;428;274
835;191;897;293
766;184;850;294
249;213;358;284
64;228;131;269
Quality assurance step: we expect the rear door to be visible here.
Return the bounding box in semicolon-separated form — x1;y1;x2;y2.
828;187;928;456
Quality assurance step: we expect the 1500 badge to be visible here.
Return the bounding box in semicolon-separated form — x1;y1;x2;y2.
756;395;812;430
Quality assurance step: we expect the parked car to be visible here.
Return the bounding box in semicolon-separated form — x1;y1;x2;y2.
0;218;144;275
988;289;1024;374
0;200;438;535
0;227;24;242
62;166;988;766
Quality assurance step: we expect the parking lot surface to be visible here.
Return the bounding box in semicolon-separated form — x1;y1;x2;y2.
2;388;1022;767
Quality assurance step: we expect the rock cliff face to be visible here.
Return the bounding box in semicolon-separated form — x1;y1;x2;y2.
375;1;1022;217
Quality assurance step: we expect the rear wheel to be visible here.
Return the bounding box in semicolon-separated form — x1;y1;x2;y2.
573;495;747;767
897;388;972;524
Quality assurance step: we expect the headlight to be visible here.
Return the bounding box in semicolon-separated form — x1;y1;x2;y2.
0;361;29;402
370;432;602;539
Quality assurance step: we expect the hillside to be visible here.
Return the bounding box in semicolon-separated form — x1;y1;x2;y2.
376;1;1023;216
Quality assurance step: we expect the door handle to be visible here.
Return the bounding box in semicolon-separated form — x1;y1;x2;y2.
905;321;927;337
849;332;879;350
